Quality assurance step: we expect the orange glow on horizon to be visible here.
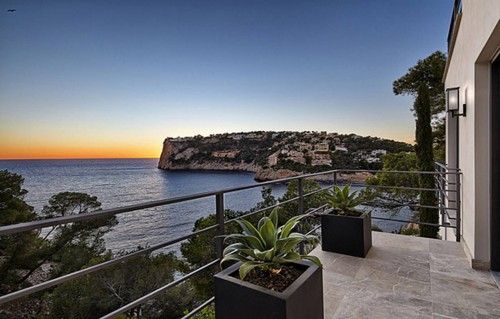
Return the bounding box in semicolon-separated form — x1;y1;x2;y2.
0;142;161;160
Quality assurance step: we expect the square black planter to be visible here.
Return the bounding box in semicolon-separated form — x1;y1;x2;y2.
214;260;323;319
321;210;372;257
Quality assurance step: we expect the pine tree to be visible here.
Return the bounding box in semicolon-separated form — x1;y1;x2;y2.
414;85;438;238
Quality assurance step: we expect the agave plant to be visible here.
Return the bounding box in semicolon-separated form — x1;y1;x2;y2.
221;208;321;279
326;185;364;216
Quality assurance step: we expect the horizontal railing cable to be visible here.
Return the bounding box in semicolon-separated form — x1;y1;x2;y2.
305;224;321;236
371;216;457;228
364;184;457;193
224;186;332;226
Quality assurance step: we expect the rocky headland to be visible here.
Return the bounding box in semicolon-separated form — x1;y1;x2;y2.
158;131;413;182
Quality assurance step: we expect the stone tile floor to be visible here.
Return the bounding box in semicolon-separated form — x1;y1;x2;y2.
310;232;500;319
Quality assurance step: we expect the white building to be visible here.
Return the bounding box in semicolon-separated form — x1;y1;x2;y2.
444;0;500;271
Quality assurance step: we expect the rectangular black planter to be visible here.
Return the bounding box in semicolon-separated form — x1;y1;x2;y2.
321;211;372;257
214;260;323;319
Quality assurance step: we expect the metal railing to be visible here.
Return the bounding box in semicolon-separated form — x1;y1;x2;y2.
0;166;461;318
435;162;461;241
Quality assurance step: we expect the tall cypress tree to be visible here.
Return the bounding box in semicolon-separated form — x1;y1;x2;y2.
414;85;438;238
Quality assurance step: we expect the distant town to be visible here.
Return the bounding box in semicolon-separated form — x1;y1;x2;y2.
158;131;413;181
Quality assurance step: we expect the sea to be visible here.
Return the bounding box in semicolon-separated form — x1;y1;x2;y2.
0;159;412;253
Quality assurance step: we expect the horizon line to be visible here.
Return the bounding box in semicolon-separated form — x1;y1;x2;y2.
0;157;160;161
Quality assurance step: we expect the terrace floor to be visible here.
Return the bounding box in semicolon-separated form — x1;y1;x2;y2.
310;232;500;318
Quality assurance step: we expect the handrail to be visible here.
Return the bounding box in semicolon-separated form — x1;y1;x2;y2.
0;168;461;236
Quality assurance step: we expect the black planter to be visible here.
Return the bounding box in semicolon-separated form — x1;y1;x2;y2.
214;260;323;319
321;210;372;257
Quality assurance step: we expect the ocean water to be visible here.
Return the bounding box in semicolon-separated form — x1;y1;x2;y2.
0;159;288;252
0;159;412;253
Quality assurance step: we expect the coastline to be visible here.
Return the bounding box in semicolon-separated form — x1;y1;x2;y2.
158;164;372;184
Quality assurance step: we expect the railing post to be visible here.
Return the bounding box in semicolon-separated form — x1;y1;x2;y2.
455;171;461;242
215;193;225;262
298;178;304;215
438;167;446;240
297;178;305;254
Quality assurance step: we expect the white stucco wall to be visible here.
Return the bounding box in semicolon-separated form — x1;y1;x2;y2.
444;0;500;267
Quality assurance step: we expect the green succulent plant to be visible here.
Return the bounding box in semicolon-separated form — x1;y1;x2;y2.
221;208;322;279
327;185;364;216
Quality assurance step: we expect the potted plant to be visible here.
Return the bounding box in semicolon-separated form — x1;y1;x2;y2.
321;185;372;257
215;208;323;319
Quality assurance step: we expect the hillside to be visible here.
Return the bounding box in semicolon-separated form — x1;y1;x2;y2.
158;131;413;181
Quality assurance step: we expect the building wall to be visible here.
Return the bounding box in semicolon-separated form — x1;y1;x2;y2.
444;0;500;268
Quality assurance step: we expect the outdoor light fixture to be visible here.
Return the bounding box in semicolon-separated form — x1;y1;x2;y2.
446;87;466;117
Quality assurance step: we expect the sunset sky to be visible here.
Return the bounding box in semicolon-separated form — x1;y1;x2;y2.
0;0;451;159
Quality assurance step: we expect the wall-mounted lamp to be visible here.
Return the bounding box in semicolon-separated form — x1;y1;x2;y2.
446;87;466;117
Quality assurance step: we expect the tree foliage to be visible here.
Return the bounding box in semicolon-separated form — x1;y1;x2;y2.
0;170;45;294
414;85;438;238
46;252;194;319
393;51;447;161
367;152;419;204
393;51;446;116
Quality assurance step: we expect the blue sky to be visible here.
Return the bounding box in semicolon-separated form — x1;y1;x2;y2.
0;0;452;158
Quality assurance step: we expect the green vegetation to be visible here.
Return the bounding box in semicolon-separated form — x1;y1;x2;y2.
0;170;43;294
221;209;321;279
339;134;413;154
414;85;438;238
325;186;364;216
278;180;327;223
393;51;447;161
367;152;419;204
47;253;194;319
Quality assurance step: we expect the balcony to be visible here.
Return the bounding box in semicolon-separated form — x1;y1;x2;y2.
1;167;498;318
311;231;500;318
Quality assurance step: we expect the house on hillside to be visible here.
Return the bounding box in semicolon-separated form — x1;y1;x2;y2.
267;151;279;167
314;142;329;153
444;0;500;271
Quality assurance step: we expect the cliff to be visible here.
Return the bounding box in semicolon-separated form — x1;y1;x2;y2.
158;139;259;172
158;131;413;181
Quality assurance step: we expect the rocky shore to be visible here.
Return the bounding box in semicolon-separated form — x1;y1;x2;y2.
158;160;260;172
254;169;372;183
159;159;371;184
